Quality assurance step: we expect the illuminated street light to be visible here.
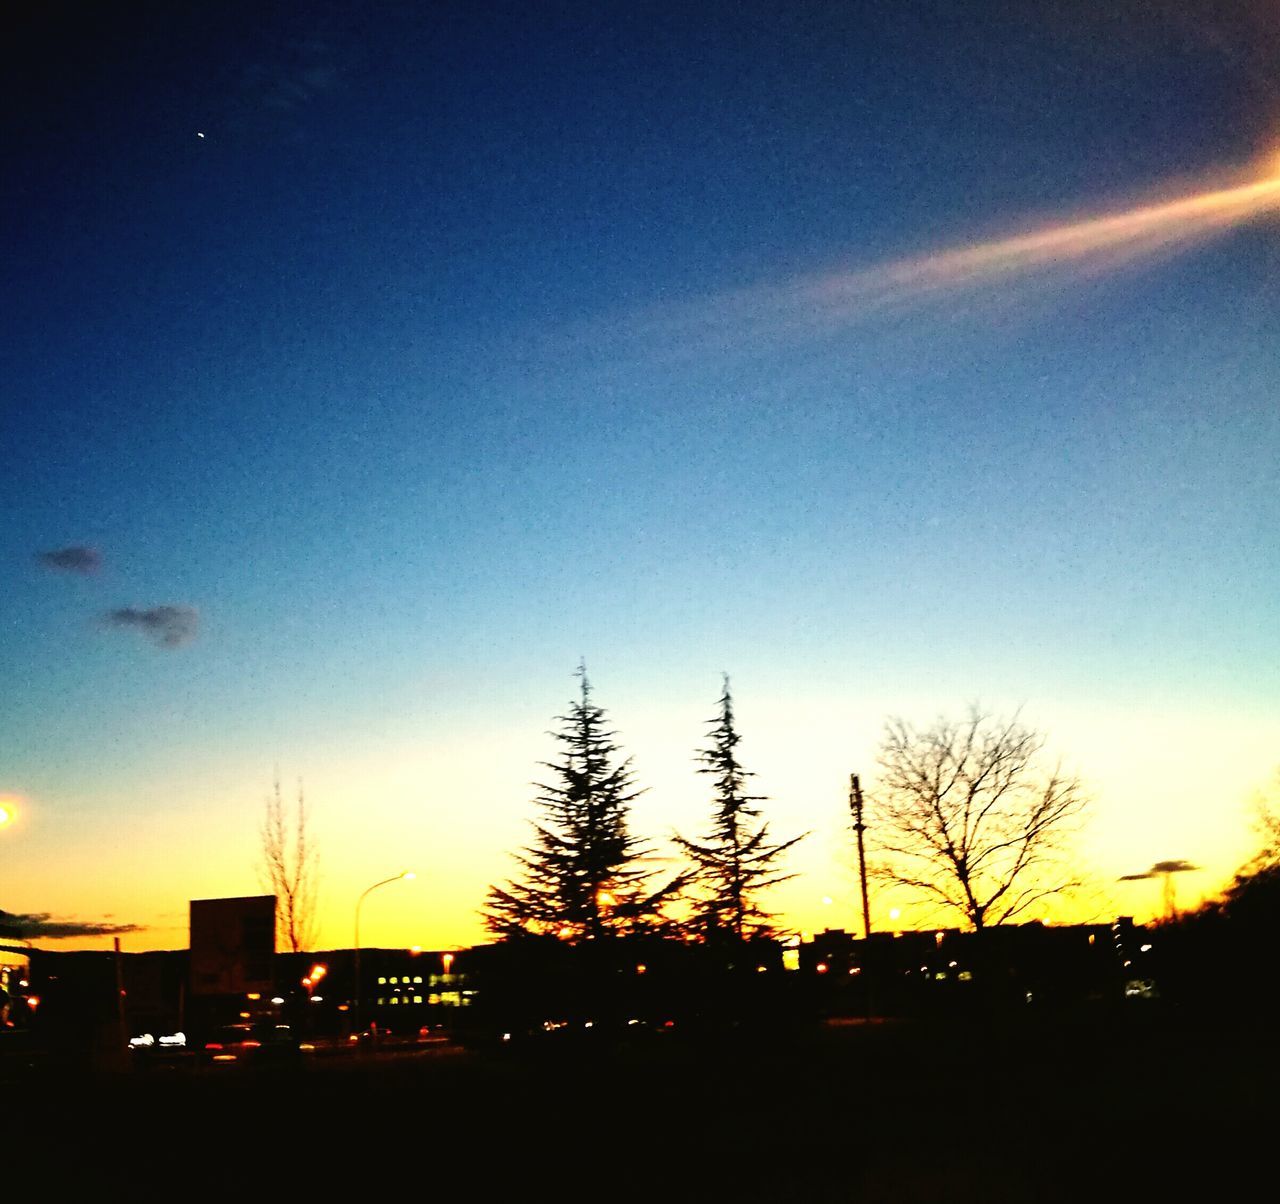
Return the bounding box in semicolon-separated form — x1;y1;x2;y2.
353;872;415;1031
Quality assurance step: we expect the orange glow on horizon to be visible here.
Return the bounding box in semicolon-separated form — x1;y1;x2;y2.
7;694;1270;953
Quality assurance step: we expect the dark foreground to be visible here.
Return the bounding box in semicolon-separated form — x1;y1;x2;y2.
13;1008;1269;1199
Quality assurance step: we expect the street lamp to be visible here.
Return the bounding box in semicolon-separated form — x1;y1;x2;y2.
353;872;415;1032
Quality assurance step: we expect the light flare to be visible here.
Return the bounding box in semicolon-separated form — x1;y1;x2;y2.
808;172;1280;316
618;165;1280;352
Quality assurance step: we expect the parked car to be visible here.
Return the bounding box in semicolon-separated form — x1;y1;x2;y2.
201;1022;302;1066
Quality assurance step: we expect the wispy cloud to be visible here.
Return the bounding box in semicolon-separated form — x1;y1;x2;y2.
612;168;1280;358
102;605;199;650
242;26;343;114
36;545;101;574
803;174;1280;316
0;909;141;940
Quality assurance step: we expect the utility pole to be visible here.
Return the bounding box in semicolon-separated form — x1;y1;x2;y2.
114;936;127;1065
849;774;872;940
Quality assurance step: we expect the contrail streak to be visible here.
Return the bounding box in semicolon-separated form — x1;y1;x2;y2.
615;170;1280;354
811;173;1280;312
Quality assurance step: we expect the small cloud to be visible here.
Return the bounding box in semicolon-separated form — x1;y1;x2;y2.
0;909;141;941
243;29;343;114
1119;859;1199;881
37;545;101;574
1149;859;1198;875
103;605;199;649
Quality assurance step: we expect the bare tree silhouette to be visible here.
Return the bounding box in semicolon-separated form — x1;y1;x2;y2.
871;708;1087;930
260;774;319;952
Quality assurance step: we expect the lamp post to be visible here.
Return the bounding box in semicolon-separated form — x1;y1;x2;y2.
353;871;415;1033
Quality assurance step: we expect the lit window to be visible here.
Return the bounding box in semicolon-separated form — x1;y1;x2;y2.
377;997;385;1005
390;997;399;1005
390;976;399;984
377;977;387;985
413;975;423;984
413;996;422;1004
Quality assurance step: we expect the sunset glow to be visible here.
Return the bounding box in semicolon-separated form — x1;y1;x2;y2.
3;4;1276;958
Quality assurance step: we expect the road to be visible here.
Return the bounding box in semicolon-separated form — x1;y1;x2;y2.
9;1008;1270;1199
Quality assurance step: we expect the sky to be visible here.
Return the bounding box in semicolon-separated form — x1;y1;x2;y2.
3;0;1278;952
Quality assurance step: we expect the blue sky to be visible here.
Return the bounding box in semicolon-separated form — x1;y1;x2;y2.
3;1;1277;948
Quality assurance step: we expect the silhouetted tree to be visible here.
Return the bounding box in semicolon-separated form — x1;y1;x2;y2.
1244;765;1280;870
675;678;803;942
871;708;1086;930
485;666;678;942
260;774;319;952
1207;765;1280;924
1159;776;1280;1012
